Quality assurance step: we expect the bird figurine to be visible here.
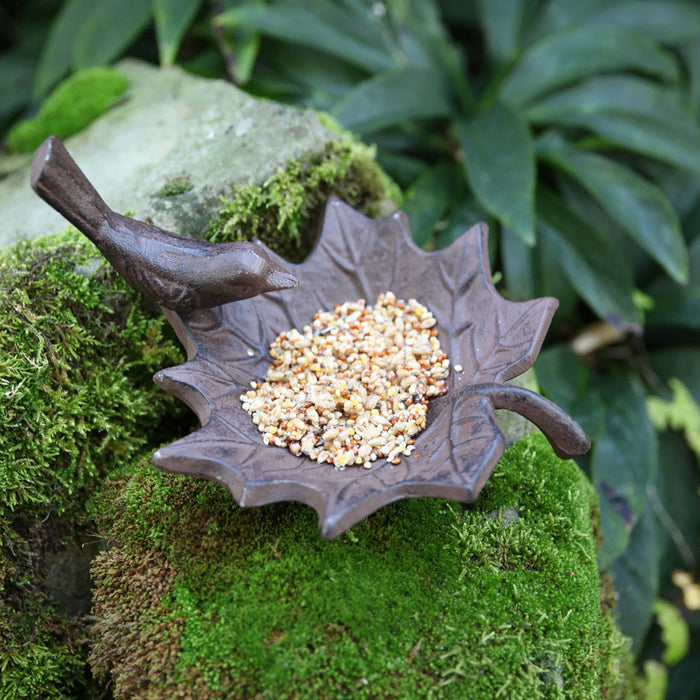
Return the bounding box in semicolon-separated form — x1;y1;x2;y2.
30;135;298;311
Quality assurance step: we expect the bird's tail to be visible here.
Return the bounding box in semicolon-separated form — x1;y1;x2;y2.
31;135;114;242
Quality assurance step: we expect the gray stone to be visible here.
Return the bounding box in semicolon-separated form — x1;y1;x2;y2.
43;534;101;617
0;59;337;247
496;368;540;446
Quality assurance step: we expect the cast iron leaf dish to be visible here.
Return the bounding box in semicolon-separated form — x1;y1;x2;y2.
151;198;590;538
28;136;588;539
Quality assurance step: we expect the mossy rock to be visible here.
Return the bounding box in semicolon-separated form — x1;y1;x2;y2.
0;59;399;248
0;230;187;698
206;122;398;262
89;434;641;699
0;112;399;697
6;67;128;154
0;231;185;523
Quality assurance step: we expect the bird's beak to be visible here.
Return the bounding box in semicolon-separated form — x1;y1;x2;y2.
265;261;299;292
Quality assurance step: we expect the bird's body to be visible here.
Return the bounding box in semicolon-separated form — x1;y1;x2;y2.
30;136;298;311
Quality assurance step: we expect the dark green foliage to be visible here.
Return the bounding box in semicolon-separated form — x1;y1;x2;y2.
90;434;641;698
7;66;128;153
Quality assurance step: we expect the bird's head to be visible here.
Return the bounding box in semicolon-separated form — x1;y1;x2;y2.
231;242;299;299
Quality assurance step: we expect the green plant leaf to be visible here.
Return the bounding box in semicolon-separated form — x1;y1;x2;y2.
526;0;609;40
212;0;265;85
542;111;700;178
654;431;700;575
32;0;94;100
535;345;606;441
648;292;700;332
388;5;436;69
609;503;661;654
650;348;700;406
500;25;679;106
524;75;694;129
0;54;35;123
249;42;366;109
592;373;658;567
683;38;700;117
539;140;689;284
401;161;460;247
476;0;536;64
532;0;700;44
392;0;472;110
375;150;428;189
653;599;690;666
434;198;492;250
456;101;535;244
331;67;453;133
501;226;537;301
153;0;203;66
647;237;700;330
648;379;700;455
215;2;394;73
534;235;581;322
216;29;261;86
435;198;497;250
583;1;700;43
556;175;659;285
536;188;640;323
72;1;153;69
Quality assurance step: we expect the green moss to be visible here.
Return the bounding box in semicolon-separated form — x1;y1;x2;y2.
6;67;128;153
0;229;186;698
91;434;642;698
159;175;194;197
0;229;185;522
206;133;401;262
0;606;88;699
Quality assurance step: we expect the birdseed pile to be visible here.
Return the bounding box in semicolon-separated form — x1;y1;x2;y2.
240;292;450;469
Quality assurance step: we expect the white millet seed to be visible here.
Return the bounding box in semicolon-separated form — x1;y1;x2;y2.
240;292;450;469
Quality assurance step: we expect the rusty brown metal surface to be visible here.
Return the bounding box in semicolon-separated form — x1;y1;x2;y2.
29;136;590;539
30;136;297;311
150;199;591;538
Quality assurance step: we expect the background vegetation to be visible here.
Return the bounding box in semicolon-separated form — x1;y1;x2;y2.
1;0;699;696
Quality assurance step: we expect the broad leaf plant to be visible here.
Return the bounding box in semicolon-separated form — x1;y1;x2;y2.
2;0;699;692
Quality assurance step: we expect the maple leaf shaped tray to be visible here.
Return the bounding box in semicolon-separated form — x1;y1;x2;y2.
152;197;590;538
